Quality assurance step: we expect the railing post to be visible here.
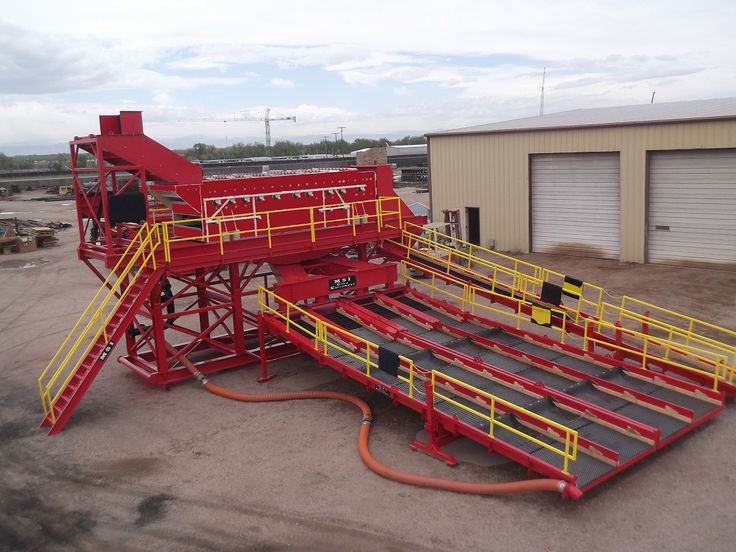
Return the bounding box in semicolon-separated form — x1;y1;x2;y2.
642;337;649;369
408;360;414;399
164;223;171;263
217;219;224;256
266;212;272;249
376;200;383;233
489;396;495;438
516;303;522;330
309;207;316;243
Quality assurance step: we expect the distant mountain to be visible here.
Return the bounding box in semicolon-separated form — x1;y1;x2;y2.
0;143;71;156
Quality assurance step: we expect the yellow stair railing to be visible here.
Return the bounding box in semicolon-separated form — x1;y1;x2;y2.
399;258;732;391
394;221;603;319
257;286;579;473
38;223;162;422
390;221;736;386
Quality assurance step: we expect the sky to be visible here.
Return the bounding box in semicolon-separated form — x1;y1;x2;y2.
1;0;735;154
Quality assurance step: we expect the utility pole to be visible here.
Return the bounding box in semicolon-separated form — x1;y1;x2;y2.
323;136;329;157
337;126;346;155
332;132;339;157
539;67;546;117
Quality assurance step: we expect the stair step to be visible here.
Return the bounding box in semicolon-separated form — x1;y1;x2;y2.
40;266;162;434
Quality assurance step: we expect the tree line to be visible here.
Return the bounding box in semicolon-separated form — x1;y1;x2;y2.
0;152;70;171
0;134;427;168
178;135;427;161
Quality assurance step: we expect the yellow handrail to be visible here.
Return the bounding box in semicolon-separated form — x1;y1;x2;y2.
400;258;732;389
257;286;578;472
259;287;385;377
37;224;162;421
398;259;569;343
582;318;730;390
599;303;736;381
397;220;736;385
432;370;578;473
160;195;404;261
396;223;603;321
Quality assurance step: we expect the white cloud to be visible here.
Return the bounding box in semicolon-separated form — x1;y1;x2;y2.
0;1;735;149
270;78;295;88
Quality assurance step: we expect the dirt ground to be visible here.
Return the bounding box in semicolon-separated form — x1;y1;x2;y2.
1;191;735;552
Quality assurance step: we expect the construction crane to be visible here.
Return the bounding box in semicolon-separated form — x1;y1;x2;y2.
182;108;297;154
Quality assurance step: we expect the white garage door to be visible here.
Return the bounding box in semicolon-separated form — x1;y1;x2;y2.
648;150;736;264
531;153;620;259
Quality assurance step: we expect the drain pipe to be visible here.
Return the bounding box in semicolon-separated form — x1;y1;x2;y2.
165;342;581;499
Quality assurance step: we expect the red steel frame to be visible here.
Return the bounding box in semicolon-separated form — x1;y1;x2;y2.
48;111;727;498
68;111;422;388
257;286;724;496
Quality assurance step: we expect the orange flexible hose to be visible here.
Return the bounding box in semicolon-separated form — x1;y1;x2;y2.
167;343;579;498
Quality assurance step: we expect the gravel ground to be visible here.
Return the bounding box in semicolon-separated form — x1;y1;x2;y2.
1;192;735;552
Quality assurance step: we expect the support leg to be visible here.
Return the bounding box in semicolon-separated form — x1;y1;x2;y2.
410;379;458;466
257;312;275;383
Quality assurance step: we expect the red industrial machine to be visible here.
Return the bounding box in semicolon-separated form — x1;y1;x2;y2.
38;112;735;499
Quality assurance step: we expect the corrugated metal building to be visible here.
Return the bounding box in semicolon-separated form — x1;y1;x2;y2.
426;97;736;264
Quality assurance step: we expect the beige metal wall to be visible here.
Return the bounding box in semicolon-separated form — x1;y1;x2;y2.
428;119;736;263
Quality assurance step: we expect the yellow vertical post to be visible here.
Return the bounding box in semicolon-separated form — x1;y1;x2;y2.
516;303;522;330
150;225;158;269
164;223;171;263
266;212;272;249
408;360;414;399
217;219;224;256
309;207;316;243
641;336;649;369
489;396;495;438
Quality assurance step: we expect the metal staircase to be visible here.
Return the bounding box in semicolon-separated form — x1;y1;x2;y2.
381;221;736;395
38;224;163;434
